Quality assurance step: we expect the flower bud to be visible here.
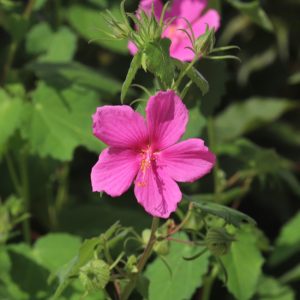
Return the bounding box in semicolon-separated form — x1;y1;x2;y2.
125;255;138;274
153;239;170;256
205;227;235;256
79;259;110;291
194;25;215;57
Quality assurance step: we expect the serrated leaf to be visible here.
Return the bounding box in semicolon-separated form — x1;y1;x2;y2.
270;212;300;266
27;61;121;96
26;23;76;62
22;82;104;161
26;22;53;55
190;198;256;227
144;38;174;87
221;229;264;300
121;52;142;103
226;0;273;31
215;98;297;142
145;232;210;300
66;4;127;54
173;59;209;95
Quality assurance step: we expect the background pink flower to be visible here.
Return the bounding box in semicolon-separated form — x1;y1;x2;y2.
91;90;215;218
128;0;221;61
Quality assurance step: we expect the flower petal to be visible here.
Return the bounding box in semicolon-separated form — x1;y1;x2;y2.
128;41;138;55
134;162;182;218
191;9;221;37
91;147;141;196
146;90;188;150
138;0;163;18
92;105;148;148
158;138;216;182
165;0;207;23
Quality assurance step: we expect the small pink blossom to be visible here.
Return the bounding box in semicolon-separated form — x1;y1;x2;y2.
128;0;221;61
91;90;215;218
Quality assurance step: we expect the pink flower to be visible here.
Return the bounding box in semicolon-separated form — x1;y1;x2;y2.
128;0;221;61
91;90;215;218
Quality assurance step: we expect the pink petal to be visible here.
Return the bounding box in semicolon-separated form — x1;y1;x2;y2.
192;9;221;37
128;41;138;55
91;147;141;196
146;90;188;150
138;0;163;18
158;139;215;182
134;162;182;218
92;105;148;149
165;0;207;23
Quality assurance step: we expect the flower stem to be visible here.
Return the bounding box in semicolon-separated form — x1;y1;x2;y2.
120;217;160;300
207;117;220;198
173;56;198;91
19;148;31;244
5;152;22;196
201;265;219;300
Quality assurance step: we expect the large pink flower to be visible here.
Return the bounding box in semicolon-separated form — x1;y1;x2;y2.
91;90;215;218
128;0;221;61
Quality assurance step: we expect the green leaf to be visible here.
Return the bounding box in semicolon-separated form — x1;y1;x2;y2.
33;233;81;272
66;4;127;54
22;82;104;161
270;212;300;266
280;264;300;285
0;89;24;157
173;59;209;95
8;243;50;299
53;223;120;298
226;0;273;31
27;61;121;96
143;38;175;87
182;105;206;139
27;24;77;62
26;22;53;55
221;229;264;300
215;98;297;142
257;276;295;300
121;52;142;103
145;232;210;300
189;198;256;227
198;60;228;116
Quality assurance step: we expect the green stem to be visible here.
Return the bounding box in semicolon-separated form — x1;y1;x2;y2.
19;149;31;244
5;152;22;196
0;0;35;85
207;117;220;198
201;264;219;300
120;217;160;300
173;56;198;91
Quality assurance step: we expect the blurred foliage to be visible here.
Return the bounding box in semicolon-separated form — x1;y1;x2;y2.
0;0;300;299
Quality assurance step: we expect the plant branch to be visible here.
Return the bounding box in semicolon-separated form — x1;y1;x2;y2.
120;217;159;300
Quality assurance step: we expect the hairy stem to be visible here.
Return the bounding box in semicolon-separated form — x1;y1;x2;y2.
120;217;160;300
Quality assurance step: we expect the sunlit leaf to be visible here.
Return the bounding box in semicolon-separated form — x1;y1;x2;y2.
215;98;297;142
21;82;104;161
270;212;300;266
67;4;127;54
145;232;210;300
221;228;264;300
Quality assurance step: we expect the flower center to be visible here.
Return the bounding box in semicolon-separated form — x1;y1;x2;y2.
136;146;157;187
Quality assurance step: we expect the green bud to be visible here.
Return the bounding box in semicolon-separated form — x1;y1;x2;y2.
125;255;138;274
205;227;235;256
194;25;215;56
79;259;110;291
